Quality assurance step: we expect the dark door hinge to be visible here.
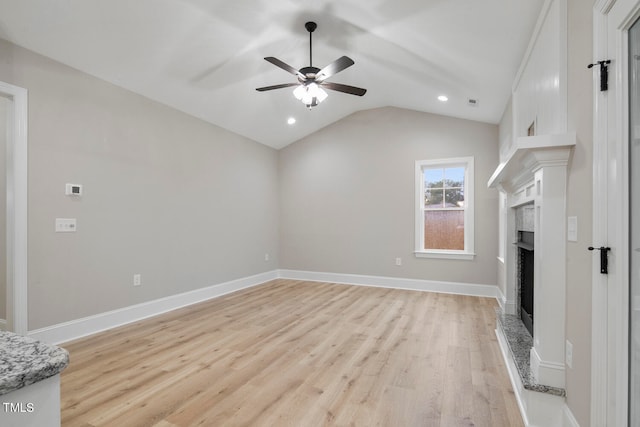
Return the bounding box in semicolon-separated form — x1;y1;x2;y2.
588;246;611;274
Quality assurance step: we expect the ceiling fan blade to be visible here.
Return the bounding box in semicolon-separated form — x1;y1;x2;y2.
321;82;367;96
264;57;305;79
256;83;300;92
316;56;355;82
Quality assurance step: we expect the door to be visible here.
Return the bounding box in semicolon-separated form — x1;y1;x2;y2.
0;81;28;335
593;0;640;425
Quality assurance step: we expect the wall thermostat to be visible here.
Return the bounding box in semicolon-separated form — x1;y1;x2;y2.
65;183;83;196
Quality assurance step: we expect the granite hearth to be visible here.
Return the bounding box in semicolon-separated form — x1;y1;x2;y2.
496;309;565;397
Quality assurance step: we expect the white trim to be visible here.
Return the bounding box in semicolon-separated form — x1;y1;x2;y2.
563;405;581;427
487;133;576;192
591;2;610;425
592;1;640;425
0;81;28;336
530;347;566;388
28;270;279;345
595;0;617;14
413;250;475;260
278;269;499;299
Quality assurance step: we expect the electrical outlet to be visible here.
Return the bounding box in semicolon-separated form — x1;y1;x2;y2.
395;257;402;266
566;340;573;369
55;218;77;232
133;274;142;287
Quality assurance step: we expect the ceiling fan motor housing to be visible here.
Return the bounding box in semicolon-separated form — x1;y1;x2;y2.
299;66;320;82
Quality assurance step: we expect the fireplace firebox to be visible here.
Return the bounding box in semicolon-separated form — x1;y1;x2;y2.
517;231;534;336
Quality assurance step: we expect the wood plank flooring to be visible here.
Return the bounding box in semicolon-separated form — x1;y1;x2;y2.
60;279;523;427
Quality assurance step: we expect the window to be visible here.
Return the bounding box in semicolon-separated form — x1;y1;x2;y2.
415;157;474;259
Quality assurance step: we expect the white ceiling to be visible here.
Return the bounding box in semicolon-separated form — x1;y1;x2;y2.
0;0;543;149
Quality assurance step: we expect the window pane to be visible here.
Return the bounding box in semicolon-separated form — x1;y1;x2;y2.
425;189;444;208
424;169;443;188
424;210;464;250
444;167;465;188
445;188;464;207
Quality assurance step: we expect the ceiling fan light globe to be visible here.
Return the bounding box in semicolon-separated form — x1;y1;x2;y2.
293;83;328;106
314;86;328;103
293;85;306;100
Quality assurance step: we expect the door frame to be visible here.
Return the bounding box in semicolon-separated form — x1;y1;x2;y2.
0;80;28;335
592;0;640;425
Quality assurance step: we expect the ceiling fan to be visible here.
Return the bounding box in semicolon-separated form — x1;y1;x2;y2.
256;21;367;109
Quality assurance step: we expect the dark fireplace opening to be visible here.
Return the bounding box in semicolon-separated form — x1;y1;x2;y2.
517;231;534;337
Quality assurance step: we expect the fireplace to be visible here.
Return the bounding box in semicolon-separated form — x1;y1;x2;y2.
488;132;576;390
517;231;534;336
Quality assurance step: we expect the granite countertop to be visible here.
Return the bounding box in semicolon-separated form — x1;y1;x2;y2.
0;330;69;395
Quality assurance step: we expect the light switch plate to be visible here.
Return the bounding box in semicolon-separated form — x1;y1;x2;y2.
567;216;578;242
566;340;573;369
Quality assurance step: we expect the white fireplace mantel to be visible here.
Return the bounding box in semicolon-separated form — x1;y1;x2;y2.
488;132;575;390
488;132;576;193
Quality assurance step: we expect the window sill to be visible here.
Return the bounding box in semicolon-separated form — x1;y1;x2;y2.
414;250;476;260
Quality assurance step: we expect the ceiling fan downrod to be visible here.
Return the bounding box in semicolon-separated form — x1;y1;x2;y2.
305;21;317;68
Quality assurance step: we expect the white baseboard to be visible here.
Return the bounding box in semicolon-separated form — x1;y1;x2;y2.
28;270;279;345
27;269;500;346
278;269;500;299
530;346;566;389
563;405;580;427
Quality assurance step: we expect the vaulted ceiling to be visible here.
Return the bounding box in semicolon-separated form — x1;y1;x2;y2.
0;0;543;149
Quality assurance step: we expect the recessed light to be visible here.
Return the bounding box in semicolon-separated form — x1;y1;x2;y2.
437;95;448;102
287;117;296;125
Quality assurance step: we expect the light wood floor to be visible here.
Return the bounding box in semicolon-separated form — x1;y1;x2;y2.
60;279;523;427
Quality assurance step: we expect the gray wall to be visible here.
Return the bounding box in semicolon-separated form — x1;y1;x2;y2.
279;107;499;286
565;0;594;424
0;39;279;330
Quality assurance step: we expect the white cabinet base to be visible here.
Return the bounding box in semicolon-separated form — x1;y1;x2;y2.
0;375;61;427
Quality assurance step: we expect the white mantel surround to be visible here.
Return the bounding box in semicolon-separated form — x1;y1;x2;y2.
489;132;576;389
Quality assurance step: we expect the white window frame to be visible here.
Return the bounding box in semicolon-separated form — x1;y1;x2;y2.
414;156;475;260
